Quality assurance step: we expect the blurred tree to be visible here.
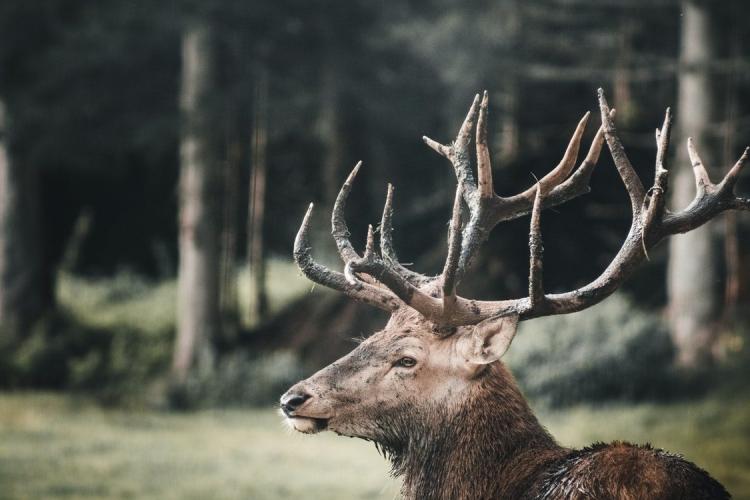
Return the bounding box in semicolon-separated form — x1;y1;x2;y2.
172;21;222;391
721;25;742;320
220;131;241;332
248;68;269;322
0;99;45;339
0;0;747;393
667;0;720;369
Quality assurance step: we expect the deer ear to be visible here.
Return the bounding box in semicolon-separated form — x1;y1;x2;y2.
457;313;519;366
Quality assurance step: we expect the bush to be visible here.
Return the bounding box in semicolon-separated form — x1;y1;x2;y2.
170;350;305;408
504;293;677;406
0;269;309;407
0;309;173;405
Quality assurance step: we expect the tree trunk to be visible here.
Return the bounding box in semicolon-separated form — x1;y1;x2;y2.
219;137;240;337
721;26;742;321
172;23;221;389
0;99;45;340
496;1;521;165
613;17;634;125
667;0;719;369
312;52;348;266
248;68;269;324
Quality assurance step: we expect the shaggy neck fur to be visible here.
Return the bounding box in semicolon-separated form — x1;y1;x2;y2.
379;363;566;500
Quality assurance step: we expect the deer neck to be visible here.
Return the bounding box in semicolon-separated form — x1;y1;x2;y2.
392;363;565;500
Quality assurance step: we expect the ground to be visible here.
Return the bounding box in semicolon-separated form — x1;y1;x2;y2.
0;393;748;499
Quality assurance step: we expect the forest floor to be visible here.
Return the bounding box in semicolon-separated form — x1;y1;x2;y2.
0;393;748;499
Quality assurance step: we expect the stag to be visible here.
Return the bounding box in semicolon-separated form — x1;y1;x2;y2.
281;89;744;499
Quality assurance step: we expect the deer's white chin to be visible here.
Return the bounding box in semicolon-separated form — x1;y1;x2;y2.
286;416;328;434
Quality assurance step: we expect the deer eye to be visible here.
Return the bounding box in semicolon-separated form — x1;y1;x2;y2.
395;356;417;368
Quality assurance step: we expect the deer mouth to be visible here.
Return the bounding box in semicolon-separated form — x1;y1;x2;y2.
286;415;329;434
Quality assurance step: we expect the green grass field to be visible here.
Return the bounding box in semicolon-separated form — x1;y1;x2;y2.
1;393;748;499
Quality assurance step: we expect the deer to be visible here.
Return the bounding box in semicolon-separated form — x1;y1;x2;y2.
280;89;745;499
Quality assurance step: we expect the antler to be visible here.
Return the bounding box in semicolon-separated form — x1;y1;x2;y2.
294;202;401;312
524;89;748;319
423;91;605;284
295;91;604;325
293;89;748;329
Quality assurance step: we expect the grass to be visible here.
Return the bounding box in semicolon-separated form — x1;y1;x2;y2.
37;264;750;497
0;393;396;500
57;258;311;333
1;393;748;499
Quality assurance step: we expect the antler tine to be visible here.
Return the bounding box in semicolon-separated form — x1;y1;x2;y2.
380;184;432;285
687;138;712;193
527;184;545;309
661;141;749;234
364;224;376;259
476;91;493;199
422;136;451;158
293;203;400;312
331;161;388;287
598;88;645;214
344;224;377;285
457;93;481;151
548;116;608;204
442;186;464;312
421;93;482;286
654;108;672;179
720;146;749;193
423;93;481;198
641;108;672;253
332;161;364;263
510;111;590;203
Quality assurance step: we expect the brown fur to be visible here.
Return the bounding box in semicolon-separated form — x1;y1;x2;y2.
392;364;728;499
281;310;729;499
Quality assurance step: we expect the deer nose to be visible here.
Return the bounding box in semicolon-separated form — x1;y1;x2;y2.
280;391;311;416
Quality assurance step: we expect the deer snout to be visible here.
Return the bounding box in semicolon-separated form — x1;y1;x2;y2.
280;389;311;416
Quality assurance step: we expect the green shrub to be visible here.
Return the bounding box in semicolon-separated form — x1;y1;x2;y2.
505;293;677;406
0;309;173;405
170;350;305;408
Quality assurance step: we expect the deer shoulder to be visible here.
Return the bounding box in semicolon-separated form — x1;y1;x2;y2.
534;442;728;499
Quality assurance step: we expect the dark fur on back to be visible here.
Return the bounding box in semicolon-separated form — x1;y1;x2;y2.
534;442;730;500
382;363;729;499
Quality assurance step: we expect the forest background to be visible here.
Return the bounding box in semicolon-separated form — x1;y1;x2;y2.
1;1;749;498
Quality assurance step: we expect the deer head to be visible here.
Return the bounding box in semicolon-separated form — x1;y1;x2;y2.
280;89;748;471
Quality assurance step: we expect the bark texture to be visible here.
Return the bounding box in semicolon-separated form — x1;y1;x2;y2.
667;0;719;368
0;99;45;338
172;24;222;387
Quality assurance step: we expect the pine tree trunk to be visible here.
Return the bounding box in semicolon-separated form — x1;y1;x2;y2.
219;137;240;337
248;68;269;323
172;23;221;389
721;27;742;321
667;0;719;369
0;99;45;339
